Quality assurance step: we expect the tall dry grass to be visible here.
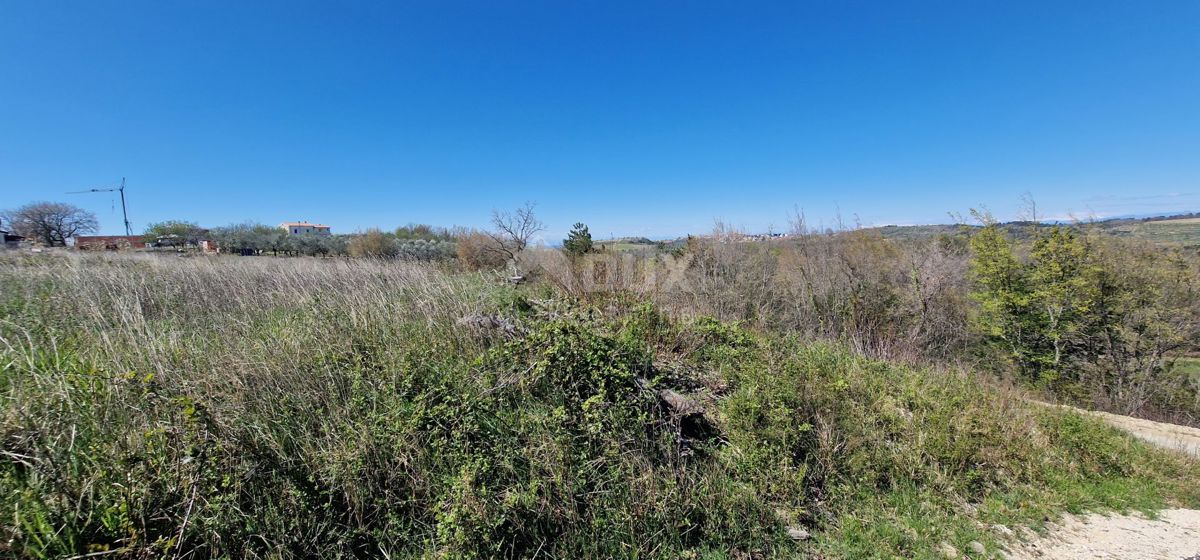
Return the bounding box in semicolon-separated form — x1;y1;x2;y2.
3;250;1199;559
1;253;526;557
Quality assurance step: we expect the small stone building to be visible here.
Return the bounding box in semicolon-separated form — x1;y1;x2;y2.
74;235;148;251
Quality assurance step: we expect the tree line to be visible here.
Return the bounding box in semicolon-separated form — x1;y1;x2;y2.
1;200;603;268
969;215;1200;417
520;207;1200;425
1;200;555;265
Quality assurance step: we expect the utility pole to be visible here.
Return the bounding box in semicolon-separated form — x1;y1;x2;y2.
68;177;131;235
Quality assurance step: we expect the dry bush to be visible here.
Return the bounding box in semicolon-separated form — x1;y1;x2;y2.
638;225;973;363
671;222;780;324
455;229;508;270
766;230;972;361
525;247;666;301
529;222;974;364
346;228;399;258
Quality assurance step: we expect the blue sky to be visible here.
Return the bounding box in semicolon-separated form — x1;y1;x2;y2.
2;1;1198;240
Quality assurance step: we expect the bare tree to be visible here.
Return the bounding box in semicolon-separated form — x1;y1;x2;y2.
1;201;98;246
486;202;545;267
787;205;810;236
1018;192;1039;223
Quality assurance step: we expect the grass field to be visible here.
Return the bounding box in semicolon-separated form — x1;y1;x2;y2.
1172;357;1200;387
1109;219;1200;247
594;238;686;254
865;217;1200;248
595;241;654;252
2;253;1199;558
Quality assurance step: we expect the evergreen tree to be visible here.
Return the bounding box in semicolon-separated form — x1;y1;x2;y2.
563;222;594;256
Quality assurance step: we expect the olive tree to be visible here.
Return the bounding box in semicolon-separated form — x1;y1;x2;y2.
144;220;205;248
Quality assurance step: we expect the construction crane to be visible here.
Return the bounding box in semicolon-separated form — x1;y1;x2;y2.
68;177;131;235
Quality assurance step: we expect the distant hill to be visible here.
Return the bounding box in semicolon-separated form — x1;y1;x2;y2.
601;236;654;245
1103;214;1200;246
862;211;1200;247
1085;211;1200;222
593;236;687;254
586;212;1200;253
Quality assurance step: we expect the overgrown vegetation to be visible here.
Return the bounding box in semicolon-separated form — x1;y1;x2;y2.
970;222;1200;421
523;218;1200;426
2;253;1198;558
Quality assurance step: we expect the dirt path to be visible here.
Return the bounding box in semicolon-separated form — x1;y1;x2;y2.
1084;408;1200;457
1030;401;1200;457
1009;406;1200;559
1010;509;1200;560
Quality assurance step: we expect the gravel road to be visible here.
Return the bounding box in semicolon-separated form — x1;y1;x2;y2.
1007;405;1200;560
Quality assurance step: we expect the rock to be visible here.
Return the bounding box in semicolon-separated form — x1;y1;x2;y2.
937;541;959;559
1016;525;1040;542
658;388;703;416
457;313;520;337
785;525;810;541
991;524;1014;537
968;541;986;555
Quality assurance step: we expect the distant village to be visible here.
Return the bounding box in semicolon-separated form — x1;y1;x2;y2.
0;220;332;253
0;197;803;264
0;217;792;255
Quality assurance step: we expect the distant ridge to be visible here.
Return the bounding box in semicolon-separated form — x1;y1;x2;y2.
860;211;1200;247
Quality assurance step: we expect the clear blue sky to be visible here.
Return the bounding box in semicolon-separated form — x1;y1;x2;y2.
2;1;1198;239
